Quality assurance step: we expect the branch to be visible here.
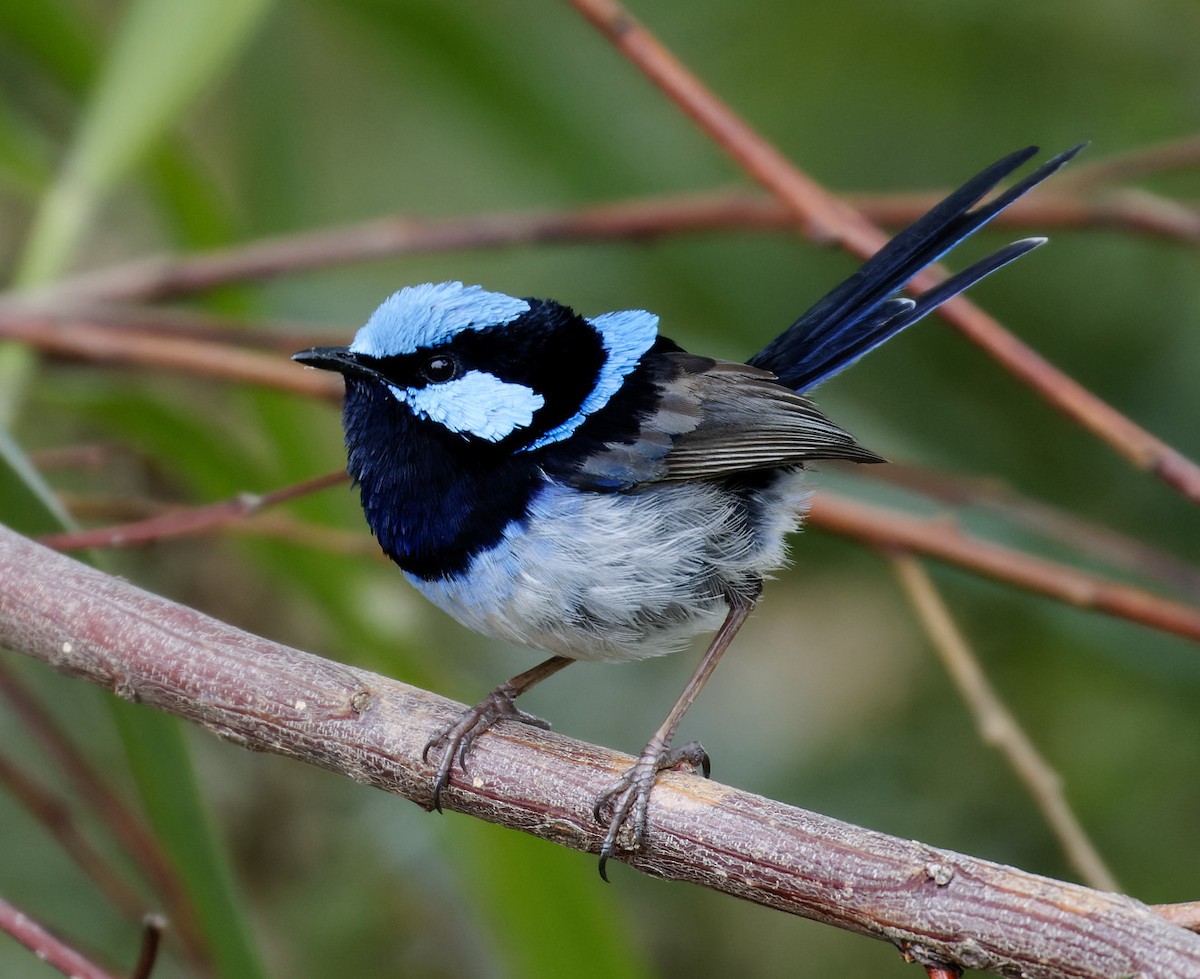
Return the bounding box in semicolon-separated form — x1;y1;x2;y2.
567;0;1200;506
1056;133;1200;188
0;660;208;966
25;194;784;304
890;556;1118;892
1155;903;1200;934
54;490;374;556
30;470;1200;646
807;493;1200;644
0;746;147;921
0;894;121;979
20;182;1198;309
1;524;1198;978
0;306;334;400
847;189;1200;247
864;463;1200;600
37;471;348;552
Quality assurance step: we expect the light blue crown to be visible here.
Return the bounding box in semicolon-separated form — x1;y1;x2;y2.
347;281;660;448
349;281;531;357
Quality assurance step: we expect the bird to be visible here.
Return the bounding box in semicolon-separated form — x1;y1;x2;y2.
294;144;1080;879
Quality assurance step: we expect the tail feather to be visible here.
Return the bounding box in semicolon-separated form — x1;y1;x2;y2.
750;144;1084;392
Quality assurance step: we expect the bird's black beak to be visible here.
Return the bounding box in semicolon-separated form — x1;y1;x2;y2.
293;346;385;382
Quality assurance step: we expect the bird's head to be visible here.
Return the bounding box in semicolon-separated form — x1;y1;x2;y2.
293;281;660;454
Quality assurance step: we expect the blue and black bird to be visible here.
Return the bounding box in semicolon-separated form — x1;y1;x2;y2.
295;145;1079;877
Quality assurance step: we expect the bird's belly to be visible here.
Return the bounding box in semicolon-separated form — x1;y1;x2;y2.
406;472;809;663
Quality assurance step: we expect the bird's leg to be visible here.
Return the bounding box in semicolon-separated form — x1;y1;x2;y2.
423;654;573;811
593;595;757;880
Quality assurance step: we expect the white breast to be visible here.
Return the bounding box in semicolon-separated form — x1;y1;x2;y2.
406;472;810;663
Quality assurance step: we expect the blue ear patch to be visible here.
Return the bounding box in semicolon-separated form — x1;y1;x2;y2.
389;371;546;442
523;307;659;451
350;282;530;357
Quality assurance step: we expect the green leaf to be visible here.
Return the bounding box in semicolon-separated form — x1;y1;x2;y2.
0;95;50;196
0;0;95;93
112;704;270;979
450;819;654;979
15;0;276;286
0;421;269;978
0;424;71;534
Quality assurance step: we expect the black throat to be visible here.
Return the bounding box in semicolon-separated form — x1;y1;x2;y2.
342;377;541;580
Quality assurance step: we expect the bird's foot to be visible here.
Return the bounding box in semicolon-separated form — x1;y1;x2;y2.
593;739;710;880
422;685;550;811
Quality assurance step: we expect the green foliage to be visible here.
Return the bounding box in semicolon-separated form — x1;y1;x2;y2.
1;1;1199;977
15;0;275;286
112;703;270;979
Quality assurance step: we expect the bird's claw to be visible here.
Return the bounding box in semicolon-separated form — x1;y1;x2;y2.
593;739;710;881
422;689;550;811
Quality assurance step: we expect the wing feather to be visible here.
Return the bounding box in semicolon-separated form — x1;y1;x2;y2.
563;353;881;490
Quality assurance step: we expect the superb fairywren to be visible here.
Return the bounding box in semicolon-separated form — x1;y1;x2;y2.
294;144;1079;877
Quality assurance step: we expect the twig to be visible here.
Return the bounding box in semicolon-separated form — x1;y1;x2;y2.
130;915;167;979
39;471;349;551
19;182;1199;310
0;523;1197;978
1056;133;1200;188
572;0;865;243
0;307;336;399
567;0;1200;506
847;189;1200;246
865;462;1200;600
0;893;120;979
29;443;132;473
0;663;208;965
21;302;337;353
0;749;148;920
808;492;1200;644
23;192;806;306
56;491;377;557
39;472;1200;645
1154;903;1200;934
890;554;1119;892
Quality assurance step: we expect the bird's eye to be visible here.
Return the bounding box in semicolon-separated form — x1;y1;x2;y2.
421;354;459;384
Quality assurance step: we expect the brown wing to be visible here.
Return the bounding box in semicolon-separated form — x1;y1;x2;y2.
566;352;882;490
657;356;882;479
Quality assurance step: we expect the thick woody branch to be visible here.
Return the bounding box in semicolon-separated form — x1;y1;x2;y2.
1;523;1198;978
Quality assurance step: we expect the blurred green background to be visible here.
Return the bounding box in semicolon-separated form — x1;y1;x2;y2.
1;0;1199;976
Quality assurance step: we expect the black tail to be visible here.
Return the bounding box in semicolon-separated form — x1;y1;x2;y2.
749;144;1084;393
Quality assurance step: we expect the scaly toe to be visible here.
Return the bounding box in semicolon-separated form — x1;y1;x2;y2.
596;779;652;881
421;690;554;811
593;744;693;879
660;739;711;778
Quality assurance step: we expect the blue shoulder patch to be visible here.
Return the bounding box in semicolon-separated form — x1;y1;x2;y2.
350;282;530;357
523;307;659;451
